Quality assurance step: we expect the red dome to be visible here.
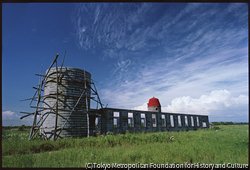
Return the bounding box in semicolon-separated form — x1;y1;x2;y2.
147;97;161;107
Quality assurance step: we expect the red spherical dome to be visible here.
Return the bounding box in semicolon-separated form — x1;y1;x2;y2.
147;97;161;107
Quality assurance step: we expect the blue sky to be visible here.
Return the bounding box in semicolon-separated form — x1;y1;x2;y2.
2;3;248;126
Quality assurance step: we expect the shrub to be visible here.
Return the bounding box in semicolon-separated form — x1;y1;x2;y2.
3;126;11;130
39;143;55;152
18;125;26;131
211;126;220;131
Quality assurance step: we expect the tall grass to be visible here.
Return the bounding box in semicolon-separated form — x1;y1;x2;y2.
2;125;248;167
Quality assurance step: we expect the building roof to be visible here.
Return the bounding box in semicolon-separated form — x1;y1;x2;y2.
147;97;161;107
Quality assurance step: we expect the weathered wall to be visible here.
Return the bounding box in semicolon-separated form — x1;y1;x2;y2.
99;108;209;134
148;106;161;112
41;67;91;139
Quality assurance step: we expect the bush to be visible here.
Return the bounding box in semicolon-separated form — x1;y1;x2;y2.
3;126;11;130
18;125;26;131
211;126;220;131
39;143;55;152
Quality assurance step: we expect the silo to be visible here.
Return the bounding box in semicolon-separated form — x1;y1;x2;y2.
41;67;91;139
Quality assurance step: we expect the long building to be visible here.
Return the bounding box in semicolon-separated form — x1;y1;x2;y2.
93;97;209;135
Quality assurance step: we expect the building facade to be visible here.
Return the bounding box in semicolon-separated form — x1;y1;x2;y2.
49;96;210;137
95;107;209;134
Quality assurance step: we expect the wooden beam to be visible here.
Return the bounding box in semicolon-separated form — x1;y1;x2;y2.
54;59;59;141
35;74;45;77
20;97;38;102
20;112;36;119
84;69;89;137
32;87;44;91
29;54;59;140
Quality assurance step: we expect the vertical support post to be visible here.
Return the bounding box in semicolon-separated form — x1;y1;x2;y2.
84;69;89;137
91;80;104;135
39;64;43;136
27;54;62;140
87;114;89;137
54;57;59;141
29;80;42;140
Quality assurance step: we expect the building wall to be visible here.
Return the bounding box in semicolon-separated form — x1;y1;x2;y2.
148;106;161;112
98;108;209;134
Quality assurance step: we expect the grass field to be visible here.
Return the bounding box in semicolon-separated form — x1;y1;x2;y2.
2;125;249;167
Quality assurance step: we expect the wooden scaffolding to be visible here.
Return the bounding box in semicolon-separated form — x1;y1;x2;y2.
20;53;104;140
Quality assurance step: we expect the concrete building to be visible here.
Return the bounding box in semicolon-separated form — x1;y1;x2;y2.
95;97;209;135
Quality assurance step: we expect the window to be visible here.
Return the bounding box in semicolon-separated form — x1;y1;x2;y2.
152;114;157;127
202;122;207;127
197;117;200;126
114;112;119;117
95;117;98;128
178;115;182;127
191;116;194;127
185;116;188;127
113;112;119;128
170;115;174;127
161;114;166;127
141;113;146;127
128;113;134;127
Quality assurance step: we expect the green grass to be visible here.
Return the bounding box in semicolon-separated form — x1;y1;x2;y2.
2;125;249;167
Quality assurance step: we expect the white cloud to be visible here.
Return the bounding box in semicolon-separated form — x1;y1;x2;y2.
31;28;36;33
2;110;18;120
24;115;34;126
169;3;202;26
162;90;248;114
227;3;246;13
132;90;248;122
132;102;148;111
73;3;248;122
94;5;100;24
111;59;131;77
101;45;248;109
2;110;35;126
73;3;171;54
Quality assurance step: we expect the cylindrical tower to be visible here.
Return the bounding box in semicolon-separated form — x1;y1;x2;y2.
147;97;161;112
41;67;91;139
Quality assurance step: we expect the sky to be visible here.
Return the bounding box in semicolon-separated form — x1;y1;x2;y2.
2;3;248;126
